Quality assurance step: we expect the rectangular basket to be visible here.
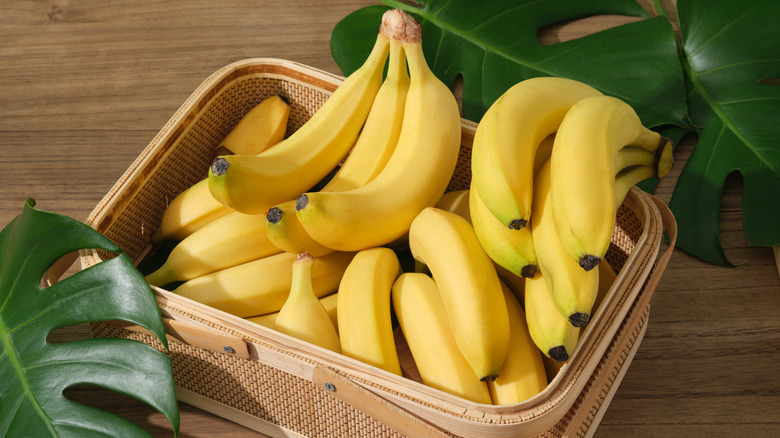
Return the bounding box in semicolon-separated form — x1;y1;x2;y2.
81;58;676;438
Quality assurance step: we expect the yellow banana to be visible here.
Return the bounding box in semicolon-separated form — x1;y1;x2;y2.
245;293;338;331
549;95;672;271
150;95;290;244
145;211;281;287
274;253;342;353
206;32;392;214
470;77;603;229
265;200;334;257
392;272;492;404
337;247;402;375
524;271;581;363
488;283;548;405
408;207;510;381
434;189;471;222
219;94;291;155
263;38;410;256
171;251;355;317
469;185;538;279
532;160;599;327
294;10;462;251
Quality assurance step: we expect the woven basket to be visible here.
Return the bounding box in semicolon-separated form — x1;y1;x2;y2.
81;58;677;438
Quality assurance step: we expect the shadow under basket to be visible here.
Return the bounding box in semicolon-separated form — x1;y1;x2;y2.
81;58;677;438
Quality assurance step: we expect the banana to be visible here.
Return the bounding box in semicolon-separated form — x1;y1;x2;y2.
408;207;510;381
337;247;403;375
294;10;462;251
220;94;291;155
206;31;391;215
392;272;492;404
265;200;335;257
150;94;291;244
145;211;281;287
469;185;538;278
470;77;603;230
263;38;410;256
274;253;342;353
488;282;548;405
434;189;471;222
549;95;672;271
245;292;338;331
532;160;599;327
151;180;234;244
171;250;355;317
524;271;581;363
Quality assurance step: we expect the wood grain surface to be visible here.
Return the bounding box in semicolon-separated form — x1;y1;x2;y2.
1;1;778;437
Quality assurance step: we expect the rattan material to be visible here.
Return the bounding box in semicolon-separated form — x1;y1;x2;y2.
82;58;673;438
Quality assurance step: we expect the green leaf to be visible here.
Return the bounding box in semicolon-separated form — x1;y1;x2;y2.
331;0;689;128
0;200;180;437
669;0;780;266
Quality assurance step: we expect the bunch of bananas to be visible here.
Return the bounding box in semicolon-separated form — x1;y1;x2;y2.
143;8;672;406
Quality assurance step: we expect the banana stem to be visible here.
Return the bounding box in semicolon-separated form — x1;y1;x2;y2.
380;9;422;43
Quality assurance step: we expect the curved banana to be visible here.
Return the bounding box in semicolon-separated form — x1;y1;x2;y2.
470;77;603;229
265;200;334;257
532;160;599;328
549;95;672;270
263;38;410;256
206;32;392;214
150;94;290;244
337;247;402;375
171;251;355;317
469;184;538;279
220;94;291;155
524;271;581;363
488;282;548;405
246;292;338;331
408;207;510;381
434;189;471;222
392;272;492;404
294;10;462;251
274;253;342;353
145;211;281;287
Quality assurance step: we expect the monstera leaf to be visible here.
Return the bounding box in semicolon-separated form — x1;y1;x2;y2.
0;200;180;437
331;0;780;267
670;0;780;266
331;0;688;128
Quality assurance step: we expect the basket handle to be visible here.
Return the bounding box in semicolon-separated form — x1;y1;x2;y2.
563;194;676;437
312;365;451;438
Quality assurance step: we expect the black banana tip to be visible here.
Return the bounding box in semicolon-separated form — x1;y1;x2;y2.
569;312;590;328
266;207;283;224
548;346;570;363
295;194;309;211
521;264;538;278
508;218;527;230
480;374;499;382
210;157;229;176
578;254;601;271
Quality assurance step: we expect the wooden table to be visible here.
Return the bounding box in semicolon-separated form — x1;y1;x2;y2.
1;1;778;437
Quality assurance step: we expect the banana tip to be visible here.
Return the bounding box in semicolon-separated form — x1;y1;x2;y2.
508;218;527;230
479;374;499;382
569;312;590;328
266;206;283;224
578;255;601;271
521;264;538;278
210;157;229;176
548;346;570;363
295;194;309;211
